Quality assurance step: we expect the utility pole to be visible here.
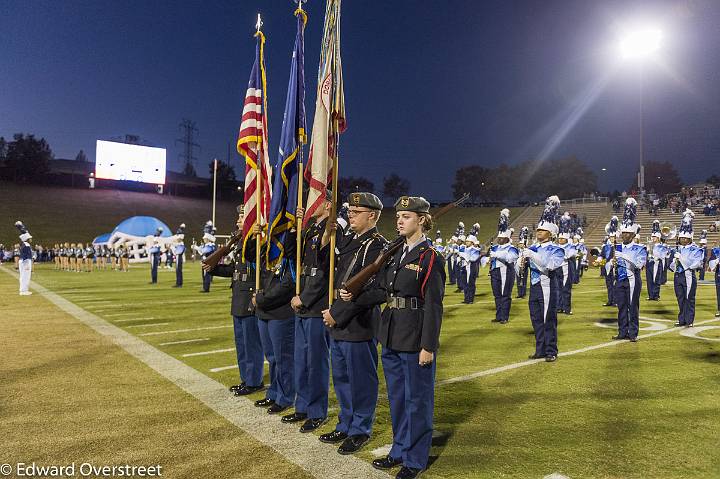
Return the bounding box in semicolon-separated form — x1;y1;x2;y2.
176;119;200;176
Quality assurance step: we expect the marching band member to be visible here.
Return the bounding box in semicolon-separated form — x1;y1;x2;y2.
320;192;387;455
148;228;163;284
601;216;619;307
350;196;444;479
15;221;33;295
708;241;720;317
173;224;186;287
515;226;530;298
670;209;705;327
698;230;709;281
611;198;647;342
462;235;481;304
486;209;518;323
522;196;565;362
556;213;577;315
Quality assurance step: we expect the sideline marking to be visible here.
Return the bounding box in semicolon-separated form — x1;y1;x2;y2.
182;348;235;358
1;266;388;479
159;338;211;346
139;325;233;337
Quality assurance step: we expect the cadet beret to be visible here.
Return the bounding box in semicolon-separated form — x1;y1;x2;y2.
394;196;430;214
347;192;383;210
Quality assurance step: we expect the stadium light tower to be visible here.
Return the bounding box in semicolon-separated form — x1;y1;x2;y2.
617;25;663;198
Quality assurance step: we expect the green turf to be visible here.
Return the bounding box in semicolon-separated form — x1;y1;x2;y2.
9;261;720;478
0;180;519;247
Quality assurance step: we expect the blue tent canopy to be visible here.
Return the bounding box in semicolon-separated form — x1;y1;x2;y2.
92;233;112;245
111;216;172;238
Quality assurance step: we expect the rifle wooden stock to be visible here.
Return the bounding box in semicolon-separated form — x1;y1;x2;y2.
202;233;241;270
342;193;470;297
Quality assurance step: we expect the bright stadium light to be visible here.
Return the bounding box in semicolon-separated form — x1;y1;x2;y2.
618;27;662;61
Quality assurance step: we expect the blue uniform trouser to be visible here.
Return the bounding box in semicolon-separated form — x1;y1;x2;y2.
674;270;697;326
447;258;456;284
490;266;514;322
645;261;660;299
516;264;528;298
233;315;264;387
555;266;565;311
294;316;330;419
202;269;212;291
381;347;436;471
715;277;720;311
560;262;574;312
464;263;478;303
615;276;641;338
330;339;378;436
604;269;615;305
529;278;558;357
456;265;466;292
258;317;295;407
175;254;183;286
150;253;159;283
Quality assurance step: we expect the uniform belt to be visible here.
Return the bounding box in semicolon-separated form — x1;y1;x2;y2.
302;266;319;277
386;296;422;310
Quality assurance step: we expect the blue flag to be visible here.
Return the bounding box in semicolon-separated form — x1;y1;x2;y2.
266;7;307;268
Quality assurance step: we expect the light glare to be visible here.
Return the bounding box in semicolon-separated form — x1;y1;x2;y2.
619;28;663;60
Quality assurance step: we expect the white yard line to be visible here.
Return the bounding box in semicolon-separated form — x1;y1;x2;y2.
139;325;233;337
438;317;720;386
114;317;157;323
1;266;387;479
159;338;211;346
209;365;239;373
126;322;171;328
182;348;235;358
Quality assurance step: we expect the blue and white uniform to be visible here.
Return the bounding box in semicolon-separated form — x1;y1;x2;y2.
489;243;519;322
526;242;565;357
670;243;704;326
614;242;648;339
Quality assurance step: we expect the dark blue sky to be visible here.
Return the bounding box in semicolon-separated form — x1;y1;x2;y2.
2;0;719;200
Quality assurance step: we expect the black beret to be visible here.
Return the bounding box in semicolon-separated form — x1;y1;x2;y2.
394;196;430;213
347;192;383;210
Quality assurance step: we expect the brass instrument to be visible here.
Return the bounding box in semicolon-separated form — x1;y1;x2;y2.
660;222;676;241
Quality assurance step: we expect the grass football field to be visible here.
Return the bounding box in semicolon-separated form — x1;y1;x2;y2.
2;261;719;479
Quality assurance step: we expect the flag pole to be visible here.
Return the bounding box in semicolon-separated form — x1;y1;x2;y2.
255;13;264;291
327;123;340;306
295;1;307;296
212;158;218;226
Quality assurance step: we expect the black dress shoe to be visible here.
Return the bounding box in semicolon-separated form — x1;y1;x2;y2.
499;320;508;324
674;322;685;327
528;353;543;359
172;284;182;288
319;430;348;444
281;412;307;423
396;466;423;479
337;434;370;454
566;310;573;315
267;403;290;415
229;383;246;393
629;337;638;342
254;398;275;408
545;355;557;362
715;311;720;317
612;335;627;340
372;455;403;470
603;303;613;307
299;417;328;433
235;384;265;396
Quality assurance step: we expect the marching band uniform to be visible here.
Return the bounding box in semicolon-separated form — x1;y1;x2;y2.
698;231;709;281
646;220;670;301
149;227;163;284
455;236;467;293
207;213;265;397
708;245;720;317
357;196;445;479
612;198;647;341
601;216;619;307
462;235;481;304
320;192;387;455
487;209;518;323
670;209;705;327
198;222;217;292
285;214;332;432
446;236;457;285
515;226;530;298
173;224;186;287
557;213;577;315
522;196;565;362
15;221;33;295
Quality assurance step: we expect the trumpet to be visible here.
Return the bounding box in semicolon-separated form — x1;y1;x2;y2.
660;222;676;240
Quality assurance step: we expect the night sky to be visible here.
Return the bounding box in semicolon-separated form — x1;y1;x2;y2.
2;0;719;200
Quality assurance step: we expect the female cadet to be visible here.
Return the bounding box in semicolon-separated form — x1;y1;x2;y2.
348;196;445;479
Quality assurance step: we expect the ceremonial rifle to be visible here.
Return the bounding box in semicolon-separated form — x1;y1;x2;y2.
343;193;469;297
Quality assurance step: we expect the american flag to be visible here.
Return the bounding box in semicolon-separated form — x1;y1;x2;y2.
237;30;272;261
303;0;346;227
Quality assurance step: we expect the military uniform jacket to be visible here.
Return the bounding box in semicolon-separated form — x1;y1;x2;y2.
298;218;331;317
328;227;387;342
359;238;446;353
252;233;297;321
209;242;256;317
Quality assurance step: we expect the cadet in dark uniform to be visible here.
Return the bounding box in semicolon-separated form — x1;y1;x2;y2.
284;192;333;433
250;224;296;415
351;196;445;479
173;223;186;287
320;192;387;456
205;206;265;396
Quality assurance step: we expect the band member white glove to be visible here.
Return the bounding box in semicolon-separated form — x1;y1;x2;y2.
521;248;535;260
